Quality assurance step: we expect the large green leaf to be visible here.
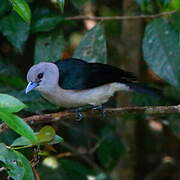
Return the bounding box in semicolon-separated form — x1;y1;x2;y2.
0;109;38;144
0;130;19;146
31;6;63;33
0;143;24;180
143;18;180;87
11;134;63;146
96;127;126;170
0;143;34;180
73;23;107;63
9;0;31;23
14;151;35;180
34;31;65;63
9;90;59;113
11;135;32;147
0;12;30;52
0;93;26;113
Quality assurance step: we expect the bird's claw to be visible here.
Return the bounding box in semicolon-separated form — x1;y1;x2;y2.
69;108;85;121
75;111;84;121
92;105;103;110
92;105;106;119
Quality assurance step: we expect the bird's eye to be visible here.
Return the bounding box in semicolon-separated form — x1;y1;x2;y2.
37;73;43;79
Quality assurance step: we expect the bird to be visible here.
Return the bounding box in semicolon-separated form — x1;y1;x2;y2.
25;58;162;113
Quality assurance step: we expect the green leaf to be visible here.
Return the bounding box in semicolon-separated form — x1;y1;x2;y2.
73;23;107;63
0;93;26;113
0;143;34;180
49;135;64;145
34;31;65;63
11;134;64;146
96;127;126;170
0;130;19;146
9;0;31;23
31;6;63;33
57;0;65;13
9;90;59;113
143;18;180;87
11;136;32;147
14;151;35;180
0;12;30;53
0;143;24;180
166;0;180;10
0;109;38;144
37;125;56;143
0;143;8;154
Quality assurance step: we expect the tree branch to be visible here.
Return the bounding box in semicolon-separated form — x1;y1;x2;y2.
65;10;179;21
0;105;180;132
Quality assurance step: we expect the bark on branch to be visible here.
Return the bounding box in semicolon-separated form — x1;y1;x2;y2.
64;10;179;21
1;105;180;132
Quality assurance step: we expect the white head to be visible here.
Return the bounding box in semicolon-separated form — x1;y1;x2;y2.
26;62;59;94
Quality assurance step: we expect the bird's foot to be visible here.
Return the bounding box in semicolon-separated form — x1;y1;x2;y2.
92;104;106;119
69;108;84;121
75;110;84;121
92;105;103;110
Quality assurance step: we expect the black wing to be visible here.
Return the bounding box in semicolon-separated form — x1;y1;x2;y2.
55;58;137;90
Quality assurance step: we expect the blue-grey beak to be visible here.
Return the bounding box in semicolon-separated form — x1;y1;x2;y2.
25;81;39;94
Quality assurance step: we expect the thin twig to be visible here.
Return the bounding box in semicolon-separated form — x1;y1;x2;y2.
1;105;180;132
65;10;179;21
32;167;41;180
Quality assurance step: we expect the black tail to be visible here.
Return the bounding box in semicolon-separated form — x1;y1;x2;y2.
126;83;180;105
126;83;162;97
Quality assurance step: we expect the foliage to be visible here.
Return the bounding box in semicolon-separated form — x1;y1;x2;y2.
9;0;31;23
0;12;30;53
143;17;180;87
0;94;63;179
0;0;180;179
73;23;107;63
0;143;34;180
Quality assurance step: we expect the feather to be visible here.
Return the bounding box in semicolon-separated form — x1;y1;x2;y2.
55;58;137;90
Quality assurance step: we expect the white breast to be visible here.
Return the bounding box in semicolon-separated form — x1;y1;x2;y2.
40;83;130;108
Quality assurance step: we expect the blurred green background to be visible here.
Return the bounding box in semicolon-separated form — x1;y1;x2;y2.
0;0;180;179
